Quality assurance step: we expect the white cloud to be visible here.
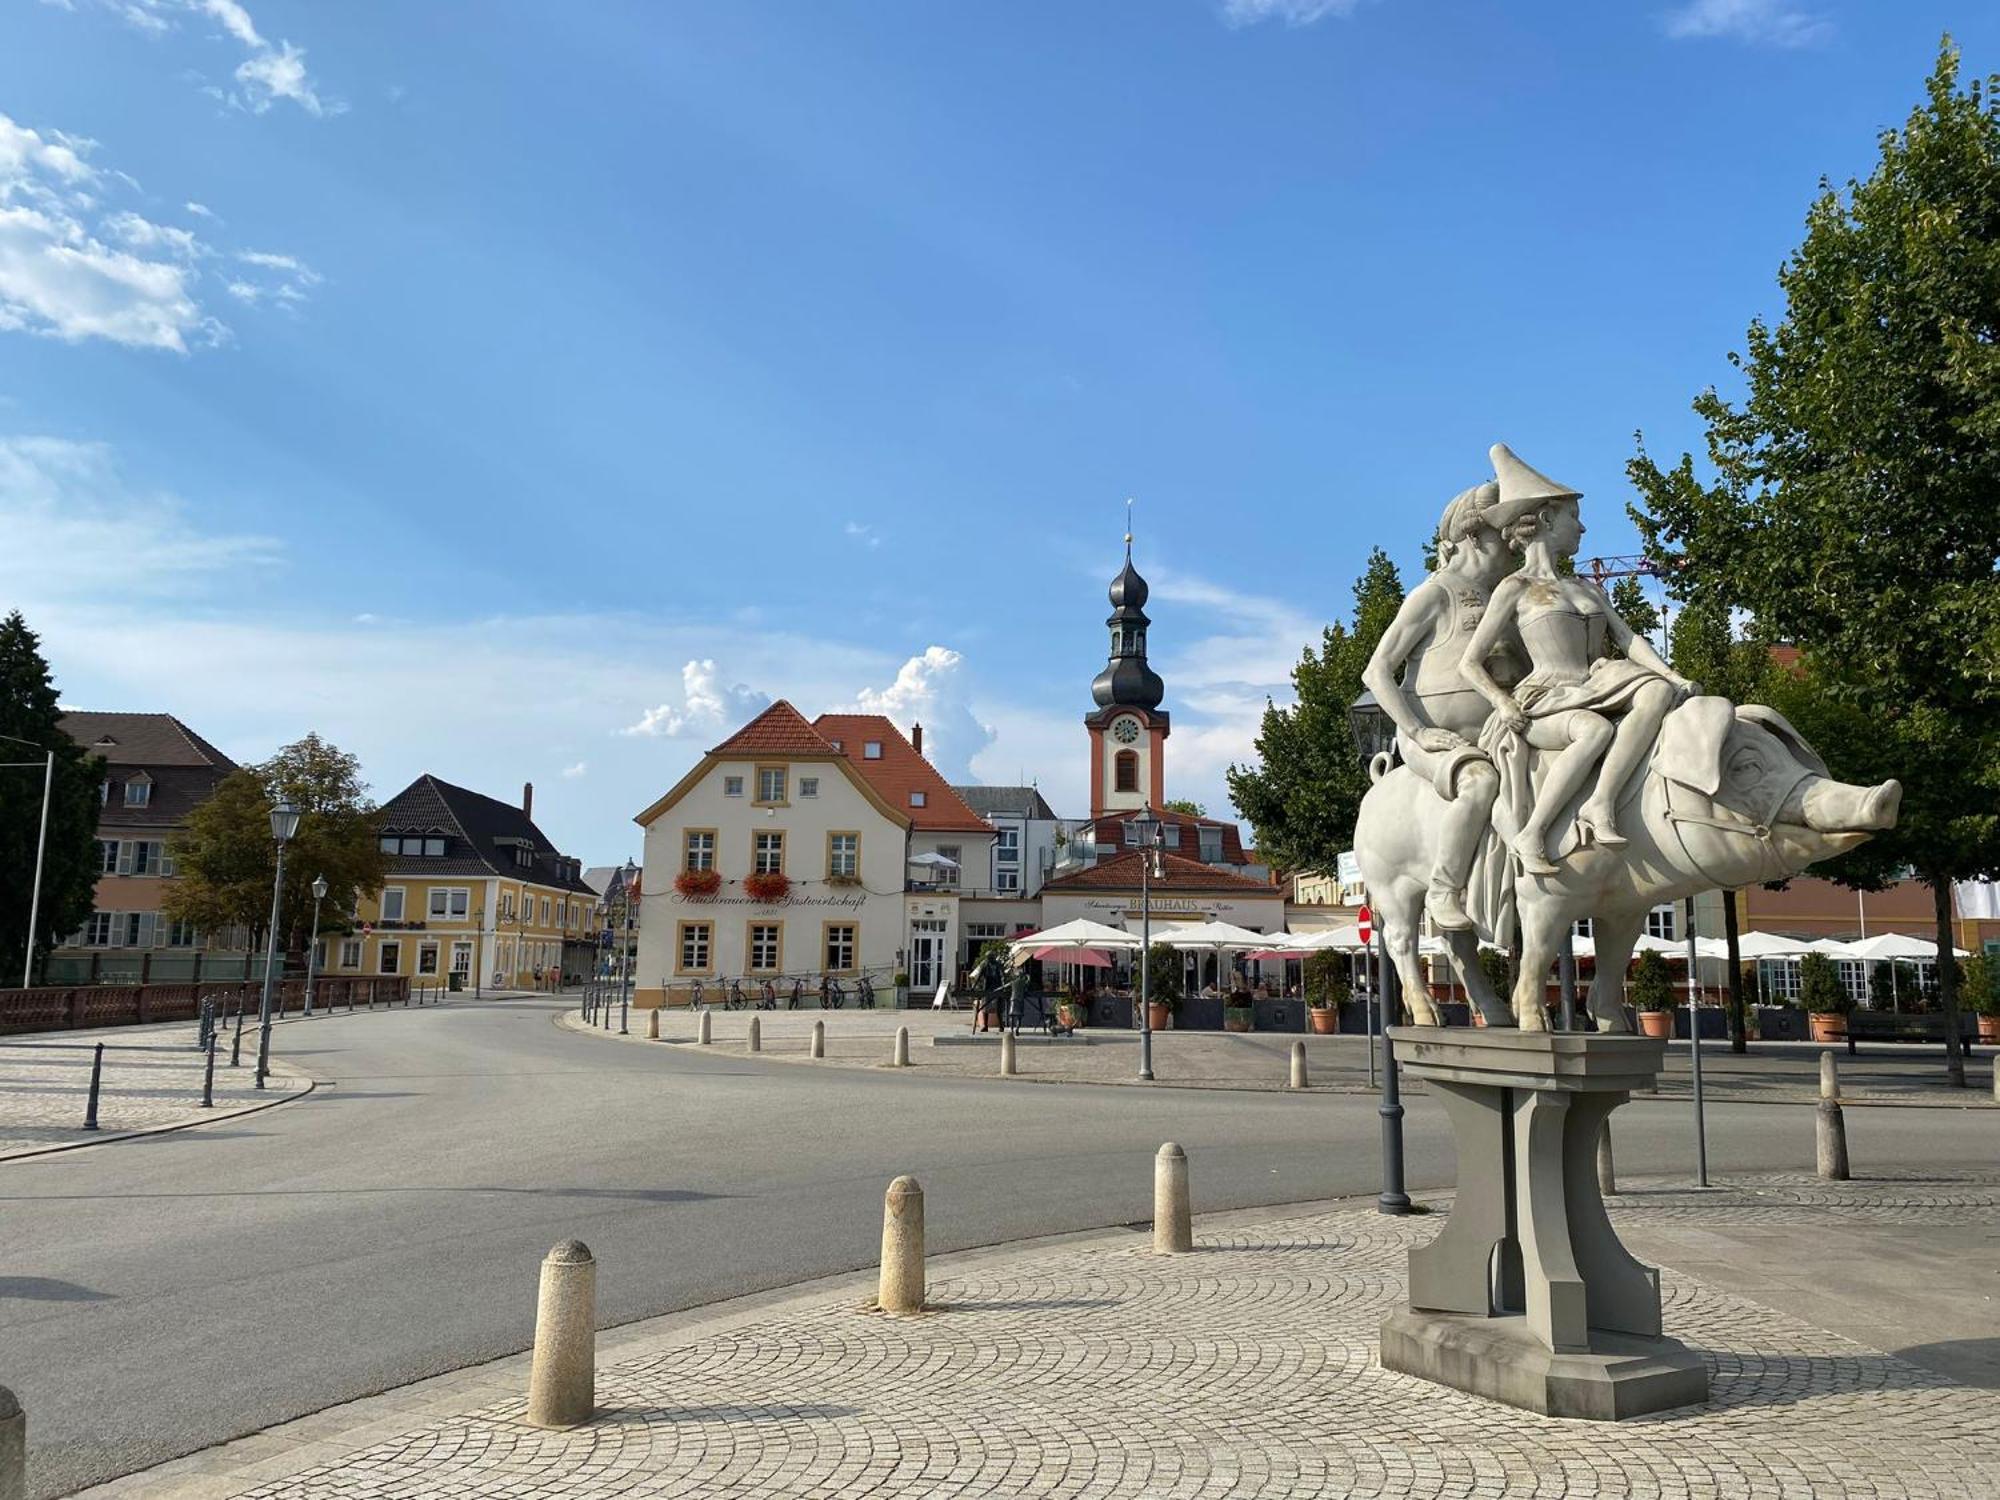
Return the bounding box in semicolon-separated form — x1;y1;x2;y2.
561;761;588;780
843;521;882;550
74;0;336;115
1219;0;1366;26
0;435;281;596
183;200;215;219
851;646;996;784
1661;0;1831;47
622;659;773;739
0;110;312;350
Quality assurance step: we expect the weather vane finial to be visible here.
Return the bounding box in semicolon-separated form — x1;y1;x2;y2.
1124;497;1134;559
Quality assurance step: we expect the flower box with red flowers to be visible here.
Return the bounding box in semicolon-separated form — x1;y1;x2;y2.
674;869;722;900
743;872;791;903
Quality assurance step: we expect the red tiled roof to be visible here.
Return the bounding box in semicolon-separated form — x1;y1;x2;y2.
709;701;838;757
812;714;993;833
1089;809;1247;865
1042;850;1276;894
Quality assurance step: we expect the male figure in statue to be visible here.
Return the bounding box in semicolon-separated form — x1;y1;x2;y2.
1460;445;1695;875
1359;483;1515;930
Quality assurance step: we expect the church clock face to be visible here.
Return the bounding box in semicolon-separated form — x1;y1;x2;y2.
1112;716;1141;745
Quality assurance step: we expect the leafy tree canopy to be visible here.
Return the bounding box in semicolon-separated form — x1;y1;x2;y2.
0;612;104;982
1226;548;1404;875
1162;799;1207;817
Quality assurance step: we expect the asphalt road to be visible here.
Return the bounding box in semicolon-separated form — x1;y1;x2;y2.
3;996;1993;1498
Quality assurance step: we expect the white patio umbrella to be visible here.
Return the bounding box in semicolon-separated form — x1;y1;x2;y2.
1007;918;1142;956
907;851;960;870
1844;932;1956;961
1284;926;1366;952
1730;931;1814;959
1160;921;1269;950
1804;936;1860;958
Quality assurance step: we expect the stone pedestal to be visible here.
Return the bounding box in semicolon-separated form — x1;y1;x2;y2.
1379;1026;1708;1420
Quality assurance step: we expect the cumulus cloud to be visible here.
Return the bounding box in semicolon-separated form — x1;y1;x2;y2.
561;761;588;780
72;0;337;115
1661;0;1831;47
622;659;773;739
1219;0;1367;26
0;111;312;350
851;646;997;784
843;521;882;550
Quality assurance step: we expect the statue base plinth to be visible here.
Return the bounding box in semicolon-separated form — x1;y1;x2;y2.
1381;1309;1708;1421
1380;1026;1709;1421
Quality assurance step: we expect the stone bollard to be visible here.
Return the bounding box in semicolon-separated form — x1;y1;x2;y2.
746;1015;761;1053
811;1019;825;1059
892;1025;909;1068
698;1008;712;1045
646;1008;660;1041
1154;1142;1193;1254
1000;1030;1017;1076
1596;1121;1616;1198
0;1383;22;1500
1289;1040;1308;1090
525;1241;596;1429
1817;1050;1849;1181
877;1176;925;1313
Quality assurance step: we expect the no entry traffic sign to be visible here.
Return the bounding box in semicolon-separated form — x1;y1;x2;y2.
1357;905;1372;944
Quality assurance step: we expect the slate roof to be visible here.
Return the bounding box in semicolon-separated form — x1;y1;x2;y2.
812;714;993;834
709;701;836;757
376;774;595;892
952;785;1059;820
1088;809;1248;866
59;711;237;830
1040;849;1277;894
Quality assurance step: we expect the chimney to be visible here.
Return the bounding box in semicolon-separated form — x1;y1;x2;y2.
912;722;924;758
522;781;534;820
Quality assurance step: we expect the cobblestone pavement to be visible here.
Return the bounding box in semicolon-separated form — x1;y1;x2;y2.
568;1004;2000;1107
90;1171;2000;1499
0;1029;305;1158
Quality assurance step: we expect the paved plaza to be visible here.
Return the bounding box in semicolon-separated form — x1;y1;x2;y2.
80;1168;2000;1499
0;1030;306;1159
575;1003;2000;1107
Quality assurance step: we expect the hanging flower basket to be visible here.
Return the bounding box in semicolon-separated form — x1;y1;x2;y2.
674;869;721;900
743;872;791;903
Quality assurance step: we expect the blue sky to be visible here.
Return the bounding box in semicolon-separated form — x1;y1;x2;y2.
1;0;1990;863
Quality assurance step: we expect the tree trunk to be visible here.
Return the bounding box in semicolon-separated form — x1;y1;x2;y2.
1931;874;1965;1089
1724;891;1747;1055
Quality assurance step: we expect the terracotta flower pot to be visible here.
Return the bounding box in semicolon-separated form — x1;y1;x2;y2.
1809;1011;1849;1043
1058;1004;1087;1031
1637;1009;1674;1039
1224;1009;1252;1033
1308;1005;1338;1035
1978;1014;2000;1044
1147;1002;1173;1032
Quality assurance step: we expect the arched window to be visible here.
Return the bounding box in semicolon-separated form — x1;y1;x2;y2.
1114;750;1139;794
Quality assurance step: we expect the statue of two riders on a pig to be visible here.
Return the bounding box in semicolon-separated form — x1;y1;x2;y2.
1353;444;1902;1033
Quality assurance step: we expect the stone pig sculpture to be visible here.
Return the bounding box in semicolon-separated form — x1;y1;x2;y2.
1354;696;1901;1031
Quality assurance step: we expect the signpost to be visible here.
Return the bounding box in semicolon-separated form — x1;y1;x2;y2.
1360;905;1375;1087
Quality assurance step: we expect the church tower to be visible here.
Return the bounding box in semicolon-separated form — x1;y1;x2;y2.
1085;532;1169;816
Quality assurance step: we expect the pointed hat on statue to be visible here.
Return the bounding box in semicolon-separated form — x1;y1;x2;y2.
1486;443;1582;529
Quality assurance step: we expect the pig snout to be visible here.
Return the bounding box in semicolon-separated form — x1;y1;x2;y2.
1795;776;1902;834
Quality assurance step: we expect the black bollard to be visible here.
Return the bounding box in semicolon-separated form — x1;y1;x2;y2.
202;1032;216;1108
83;1043;104;1130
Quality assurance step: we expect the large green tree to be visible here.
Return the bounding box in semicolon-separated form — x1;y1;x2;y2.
1227;548;1403;875
167;734;388;963
1628;40;2000;1086
0;613;104;984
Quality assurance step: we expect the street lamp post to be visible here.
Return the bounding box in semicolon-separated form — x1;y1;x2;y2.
1347;690;1410;1215
593;899;609;1020
303;874;328;1016
1132;805;1163;1083
254;799;301;1090
618;859;636;1035
0;733;56;988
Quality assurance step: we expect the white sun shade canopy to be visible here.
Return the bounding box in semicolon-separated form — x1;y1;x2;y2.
1159;921;1271;950
1007;918;1144;953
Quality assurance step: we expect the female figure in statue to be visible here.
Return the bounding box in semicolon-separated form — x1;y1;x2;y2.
1459;444;1694;876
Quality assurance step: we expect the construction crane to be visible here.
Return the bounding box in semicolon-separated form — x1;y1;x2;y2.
1579;554;1667;584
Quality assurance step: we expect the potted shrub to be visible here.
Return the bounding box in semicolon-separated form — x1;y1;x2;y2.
1143;942;1182;1031
1304;949;1348;1034
1474;948;1514;1026
1959;954;2000;1043
1630;949;1675;1038
1800;951;1853;1041
1223;990;1253;1032
1056;989;1089;1031
674;868;721;900
743;871;791;903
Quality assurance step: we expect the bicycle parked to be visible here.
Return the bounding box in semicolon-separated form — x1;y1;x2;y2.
856;974;876;1009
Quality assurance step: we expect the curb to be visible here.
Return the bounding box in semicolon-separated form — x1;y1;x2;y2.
0;1063;316;1164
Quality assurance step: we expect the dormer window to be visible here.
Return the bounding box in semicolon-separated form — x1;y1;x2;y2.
123;777;152;808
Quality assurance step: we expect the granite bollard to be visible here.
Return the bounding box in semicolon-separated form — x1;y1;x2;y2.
811;1019;825;1059
1817;1051;1849;1181
999;1031;1016;1076
1154;1142;1193;1254
1289;1040;1307;1090
646;1008;660;1041
698;1008;712;1045
525;1241;596;1428
892;1025;909;1067
746;1015;760;1053
877;1176;925;1313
